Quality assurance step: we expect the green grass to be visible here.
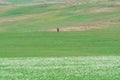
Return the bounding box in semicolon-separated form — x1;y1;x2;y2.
0;0;120;57
0;25;120;57
0;56;120;80
0;0;120;80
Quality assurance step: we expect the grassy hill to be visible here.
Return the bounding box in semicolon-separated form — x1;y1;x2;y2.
0;1;120;80
0;0;120;57
0;0;120;32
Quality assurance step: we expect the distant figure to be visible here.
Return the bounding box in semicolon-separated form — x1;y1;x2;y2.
57;28;59;32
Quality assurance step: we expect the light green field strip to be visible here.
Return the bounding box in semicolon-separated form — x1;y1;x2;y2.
0;56;120;80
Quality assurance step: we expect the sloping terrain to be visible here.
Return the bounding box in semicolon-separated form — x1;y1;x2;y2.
0;0;120;57
0;0;10;4
0;1;120;80
0;0;120;32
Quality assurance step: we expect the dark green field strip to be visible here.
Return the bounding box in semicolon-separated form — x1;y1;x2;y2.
0;29;120;57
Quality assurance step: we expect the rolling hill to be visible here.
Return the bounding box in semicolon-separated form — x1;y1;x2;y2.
0;0;120;32
0;1;120;80
0;0;120;57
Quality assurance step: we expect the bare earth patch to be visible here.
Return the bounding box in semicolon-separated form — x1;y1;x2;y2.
47;26;102;32
90;8;115;13
0;0;11;4
71;7;116;14
0;6;15;10
0;13;47;23
46;21;120;32
114;1;120;5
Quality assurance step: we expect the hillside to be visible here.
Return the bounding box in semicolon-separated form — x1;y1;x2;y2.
0;0;120;57
0;1;120;80
0;0;120;32
0;0;79;5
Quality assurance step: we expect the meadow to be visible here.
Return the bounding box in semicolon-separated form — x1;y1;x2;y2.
0;0;120;57
0;0;120;80
0;27;120;57
0;56;120;80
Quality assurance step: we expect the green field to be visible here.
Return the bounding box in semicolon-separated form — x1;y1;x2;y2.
0;0;120;80
0;0;120;57
0;56;120;80
0;27;120;57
